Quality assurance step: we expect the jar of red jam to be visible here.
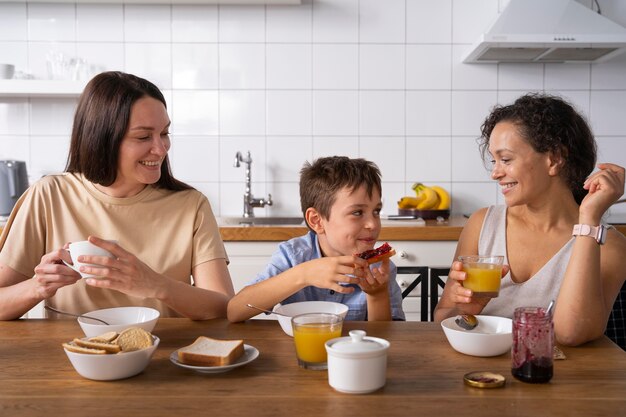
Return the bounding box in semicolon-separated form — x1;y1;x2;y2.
511;306;553;383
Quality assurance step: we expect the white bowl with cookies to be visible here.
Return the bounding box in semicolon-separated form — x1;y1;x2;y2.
77;306;160;338
63;327;159;381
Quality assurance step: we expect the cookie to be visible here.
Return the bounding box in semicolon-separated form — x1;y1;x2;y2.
73;338;122;353
63;342;107;355
115;327;153;352
89;331;118;344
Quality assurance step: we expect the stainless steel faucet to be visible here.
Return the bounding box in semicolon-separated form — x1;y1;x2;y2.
234;151;272;218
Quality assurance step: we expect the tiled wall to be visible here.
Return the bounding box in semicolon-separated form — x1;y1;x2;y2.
1;0;625;218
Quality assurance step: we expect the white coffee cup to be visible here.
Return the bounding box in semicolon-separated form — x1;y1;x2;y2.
66;240;117;278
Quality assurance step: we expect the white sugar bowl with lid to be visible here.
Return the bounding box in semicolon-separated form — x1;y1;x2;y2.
325;330;390;394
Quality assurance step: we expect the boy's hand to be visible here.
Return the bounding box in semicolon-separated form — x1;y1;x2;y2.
358;258;390;296
300;255;368;294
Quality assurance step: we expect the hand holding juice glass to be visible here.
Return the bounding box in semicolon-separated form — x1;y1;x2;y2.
292;313;343;370
458;255;504;297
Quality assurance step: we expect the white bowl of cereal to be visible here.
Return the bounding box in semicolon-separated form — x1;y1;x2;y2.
77;306;160;338
63;327;159;381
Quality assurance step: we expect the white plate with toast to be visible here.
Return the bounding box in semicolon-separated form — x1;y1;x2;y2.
169;344;259;374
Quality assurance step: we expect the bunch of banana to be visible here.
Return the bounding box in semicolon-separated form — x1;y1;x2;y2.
397;183;450;210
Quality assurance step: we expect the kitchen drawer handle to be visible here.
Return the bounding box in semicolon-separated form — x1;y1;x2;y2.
397;250;408;259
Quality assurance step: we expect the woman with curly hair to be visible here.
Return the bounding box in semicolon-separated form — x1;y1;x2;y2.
434;93;625;346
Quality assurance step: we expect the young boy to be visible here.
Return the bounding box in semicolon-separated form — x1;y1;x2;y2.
227;156;405;322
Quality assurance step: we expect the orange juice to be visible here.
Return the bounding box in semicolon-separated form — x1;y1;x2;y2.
293;324;342;364
462;266;501;297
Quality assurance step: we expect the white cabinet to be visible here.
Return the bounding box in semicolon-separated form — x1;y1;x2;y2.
224;240;457;322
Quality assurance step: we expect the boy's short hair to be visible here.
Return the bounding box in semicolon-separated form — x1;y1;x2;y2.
299;156;382;221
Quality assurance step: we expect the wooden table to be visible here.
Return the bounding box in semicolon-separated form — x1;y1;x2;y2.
1;319;624;417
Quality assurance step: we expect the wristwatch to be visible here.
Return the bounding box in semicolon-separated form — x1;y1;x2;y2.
572;224;607;245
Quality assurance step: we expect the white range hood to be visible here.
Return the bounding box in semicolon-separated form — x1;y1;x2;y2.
463;0;626;64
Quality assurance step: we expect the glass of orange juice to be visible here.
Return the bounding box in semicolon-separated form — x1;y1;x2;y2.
458;255;504;297
292;313;343;370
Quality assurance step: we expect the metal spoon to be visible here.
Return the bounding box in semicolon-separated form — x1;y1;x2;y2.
546;299;555;315
246;304;291;318
44;305;110;325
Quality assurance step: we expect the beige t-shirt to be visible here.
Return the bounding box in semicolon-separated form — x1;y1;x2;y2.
0;173;227;317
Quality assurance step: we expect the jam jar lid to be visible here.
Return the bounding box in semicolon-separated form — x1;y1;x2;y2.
326;330;389;356
463;371;506;388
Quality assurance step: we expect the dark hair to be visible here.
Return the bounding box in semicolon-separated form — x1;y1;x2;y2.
299;156;382;223
65;71;192;191
479;93;596;204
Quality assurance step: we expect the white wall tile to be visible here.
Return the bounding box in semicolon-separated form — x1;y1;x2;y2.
266;90;312;135
359;0;405;43
313;90;358;136
312;0;358;43
498;64;544;90
596;136;626;170
266;136;312;182
0;99;29;135
451;0;499;44
406;45;451;90
0;136;29;165
0;3;27;41
219;44;265;89
451;91;498;136
124;5;171;43
406;137;451;182
545;64;590;90
450;182;497;216
219;6;265;43
266;181;301;216
76;43;124;76
172;5;218;43
313;136;359;159
29;136;70;176
219;138;266;182
381;182;406;216
28;3;75;42
451;136;490;182
77;5;123;42
266;2;312;43
312;44;358;89
590;91;626;136
359;45;404;90
266;44;312;89
406;0;452;44
221;180;267;216
172;43;218;89
406;91;451;136
360;91;405;136
172;90;219;135
591;52;626;89
452;45;497;90
30;98;76;136
360;137;405;182
220;90;266;135
169;136;219;182
124;43;172;89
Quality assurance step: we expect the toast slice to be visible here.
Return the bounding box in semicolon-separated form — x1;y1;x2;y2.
177;336;244;367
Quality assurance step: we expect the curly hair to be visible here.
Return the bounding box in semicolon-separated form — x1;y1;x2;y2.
299;156;381;225
479;93;596;204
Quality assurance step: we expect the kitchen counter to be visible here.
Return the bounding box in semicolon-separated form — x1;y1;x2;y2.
218;216;626;242
218;216;467;242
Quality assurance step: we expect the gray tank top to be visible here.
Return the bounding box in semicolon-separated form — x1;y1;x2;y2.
479;205;575;318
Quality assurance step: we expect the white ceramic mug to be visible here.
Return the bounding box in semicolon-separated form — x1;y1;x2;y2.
66;240;117;278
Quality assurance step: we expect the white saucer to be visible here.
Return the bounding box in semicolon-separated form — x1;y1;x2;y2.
169;344;259;374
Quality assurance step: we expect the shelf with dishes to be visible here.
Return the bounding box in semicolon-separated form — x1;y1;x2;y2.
0;79;87;98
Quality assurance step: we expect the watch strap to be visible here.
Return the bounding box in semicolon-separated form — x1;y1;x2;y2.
572;224;607;245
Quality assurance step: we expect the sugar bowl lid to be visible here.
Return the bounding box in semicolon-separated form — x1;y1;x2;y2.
326;330;390;357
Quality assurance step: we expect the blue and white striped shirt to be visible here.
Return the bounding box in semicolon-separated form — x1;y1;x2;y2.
248;231;405;321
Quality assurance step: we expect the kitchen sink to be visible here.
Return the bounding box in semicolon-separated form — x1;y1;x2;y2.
219;217;305;226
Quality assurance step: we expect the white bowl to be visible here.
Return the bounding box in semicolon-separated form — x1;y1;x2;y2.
64;336;159;381
274;301;349;337
441;315;512;357
77;307;160;338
